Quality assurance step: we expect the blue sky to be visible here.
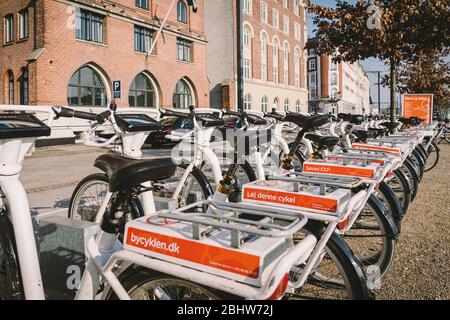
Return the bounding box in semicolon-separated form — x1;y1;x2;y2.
307;0;391;106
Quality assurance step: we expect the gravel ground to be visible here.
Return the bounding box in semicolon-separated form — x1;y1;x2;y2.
373;143;450;300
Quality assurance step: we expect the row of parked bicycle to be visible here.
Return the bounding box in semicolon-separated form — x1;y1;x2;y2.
0;104;446;300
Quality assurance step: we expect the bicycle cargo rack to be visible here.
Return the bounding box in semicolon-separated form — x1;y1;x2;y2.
157;200;308;249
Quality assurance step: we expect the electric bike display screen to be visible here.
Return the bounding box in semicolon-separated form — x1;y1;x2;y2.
115;114;161;132
0;113;51;140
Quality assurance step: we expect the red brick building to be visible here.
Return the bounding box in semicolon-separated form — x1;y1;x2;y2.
205;0;309;112
0;0;209;109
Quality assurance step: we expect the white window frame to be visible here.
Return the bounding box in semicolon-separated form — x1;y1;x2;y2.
243;0;253;15
309;59;316;70
283;15;289;34
260;1;268;23
272;9;279;29
294;22;301;41
18;10;29;40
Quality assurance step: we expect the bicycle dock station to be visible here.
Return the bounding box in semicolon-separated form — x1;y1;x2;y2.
0;103;447;301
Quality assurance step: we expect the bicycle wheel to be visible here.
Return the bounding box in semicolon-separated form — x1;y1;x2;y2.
375;181;404;229
384;169;411;217
0;209;23;300
108;267;235;300
401;158;420;202
343;195;398;278
408;152;424;182
424;142;440;172
290;224;370;300
68;173;109;221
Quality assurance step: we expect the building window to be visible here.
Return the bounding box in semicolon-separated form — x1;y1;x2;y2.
261;63;267;82
7;71;14;104
243;26;252;47
309;59;316;70
283;16;289;34
261;95;268;112
294;48;300;88
4;15;14;43
272;10;279;29
68;66;107;107
177;38;192;62
20;68;29;105
294;23;301;41
177;1;188;23
331;88;338;99
331;61;337;70
273;97;280;110
136;0;149;10
244;93;252;110
310;88;317;99
134;26;153;53
294;0;300;16
173;79;193;108
129;73;156;107
243;0;252;15
284;98;290;112
19;10;29;39
76;10;104;43
242;59;252;80
309;73;316;85
283;43;290;85
296;99;301;112
330;72;338;86
283;0;289;8
260;2;268;23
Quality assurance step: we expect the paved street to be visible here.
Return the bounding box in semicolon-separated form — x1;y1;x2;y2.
23;144;171;216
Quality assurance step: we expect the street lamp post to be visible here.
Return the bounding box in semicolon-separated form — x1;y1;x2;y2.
236;0;244;112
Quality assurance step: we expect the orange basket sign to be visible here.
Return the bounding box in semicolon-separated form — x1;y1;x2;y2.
402;94;433;125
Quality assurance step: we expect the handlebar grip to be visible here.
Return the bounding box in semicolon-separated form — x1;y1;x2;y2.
73;110;98;121
161;109;190;119
55;107;98;121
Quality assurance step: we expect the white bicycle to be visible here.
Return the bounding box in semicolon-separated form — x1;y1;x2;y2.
0;105;371;300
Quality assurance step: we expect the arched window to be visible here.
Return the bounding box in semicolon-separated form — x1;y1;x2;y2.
177;1;188;23
273;97;280;110
295;99;301;112
68;66;107;107
7;70;14;104
20;68;29;105
261;95;268;112
294;48;301;88
129;73;157;107
260;32;268;82
284;98;290;112
283;43;290;85
272;38;279;84
244;93;252;110
173;78;193;109
243;26;252;47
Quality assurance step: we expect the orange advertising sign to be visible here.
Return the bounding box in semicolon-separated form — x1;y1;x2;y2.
303;163;376;179
402;94;433;124
126;227;260;278
243;187;339;213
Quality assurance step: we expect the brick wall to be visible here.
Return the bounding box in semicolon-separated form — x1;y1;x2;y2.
1;0;210;108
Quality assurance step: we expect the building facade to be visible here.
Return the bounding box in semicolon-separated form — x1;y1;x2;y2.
1;0;209;109
307;37;370;115
205;0;309;113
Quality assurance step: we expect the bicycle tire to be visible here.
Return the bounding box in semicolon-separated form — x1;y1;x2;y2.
401;158;420;202
0;209;23;299
302;221;371;300
378;181;405;230
424;142;440;172
344;195;398;278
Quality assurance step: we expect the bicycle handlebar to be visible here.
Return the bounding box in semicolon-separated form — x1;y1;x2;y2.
52;106;111;124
